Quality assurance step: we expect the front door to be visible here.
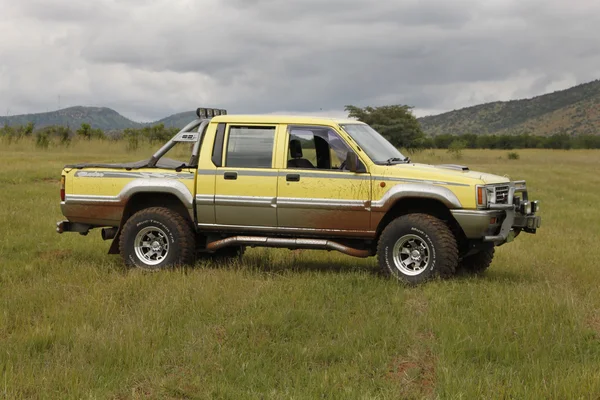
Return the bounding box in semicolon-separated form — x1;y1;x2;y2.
214;124;279;227
276;125;372;236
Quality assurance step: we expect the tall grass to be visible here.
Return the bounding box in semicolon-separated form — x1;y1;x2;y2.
1;145;600;398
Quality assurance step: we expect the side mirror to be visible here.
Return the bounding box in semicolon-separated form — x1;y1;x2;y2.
345;151;359;173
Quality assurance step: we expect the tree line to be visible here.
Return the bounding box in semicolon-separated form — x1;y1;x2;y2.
345;105;600;150
0;122;179;150
2;106;600;150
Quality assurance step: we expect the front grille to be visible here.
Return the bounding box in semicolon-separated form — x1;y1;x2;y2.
495;186;510;204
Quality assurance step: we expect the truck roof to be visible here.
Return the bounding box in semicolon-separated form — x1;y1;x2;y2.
210;114;365;126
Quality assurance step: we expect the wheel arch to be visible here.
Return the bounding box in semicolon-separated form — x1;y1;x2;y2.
375;197;468;252
108;192;195;254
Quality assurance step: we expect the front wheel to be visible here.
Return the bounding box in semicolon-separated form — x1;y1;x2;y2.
377;213;458;284
119;207;195;270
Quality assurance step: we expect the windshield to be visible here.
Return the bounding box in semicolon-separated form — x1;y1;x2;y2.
339;123;407;164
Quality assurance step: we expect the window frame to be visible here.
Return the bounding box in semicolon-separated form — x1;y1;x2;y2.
222;124;278;169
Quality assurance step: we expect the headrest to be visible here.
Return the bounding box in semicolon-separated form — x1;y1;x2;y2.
289;139;303;158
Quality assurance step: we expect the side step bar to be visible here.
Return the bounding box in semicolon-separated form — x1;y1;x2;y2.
206;236;371;258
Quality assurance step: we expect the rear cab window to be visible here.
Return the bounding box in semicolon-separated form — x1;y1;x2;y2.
224;126;276;168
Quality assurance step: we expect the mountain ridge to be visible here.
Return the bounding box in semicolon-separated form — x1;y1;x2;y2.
0;106;142;131
418;80;600;136
2;79;599;135
0;106;201;131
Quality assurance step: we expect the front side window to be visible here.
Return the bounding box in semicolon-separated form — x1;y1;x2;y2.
287;126;356;171
225;126;275;168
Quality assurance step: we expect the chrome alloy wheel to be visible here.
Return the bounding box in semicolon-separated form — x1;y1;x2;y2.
134;226;169;266
392;234;431;276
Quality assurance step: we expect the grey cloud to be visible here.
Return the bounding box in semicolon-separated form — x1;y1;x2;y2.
14;0;123;23
1;0;599;121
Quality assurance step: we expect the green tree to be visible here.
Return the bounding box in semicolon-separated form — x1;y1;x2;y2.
76;123;92;140
23;122;35;136
433;134;454;149
344;105;425;149
76;123;105;140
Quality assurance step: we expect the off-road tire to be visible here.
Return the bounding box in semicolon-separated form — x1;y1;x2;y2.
119;207;195;270
377;213;458;284
459;247;495;274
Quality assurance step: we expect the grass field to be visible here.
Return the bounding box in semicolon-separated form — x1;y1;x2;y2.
1;139;600;399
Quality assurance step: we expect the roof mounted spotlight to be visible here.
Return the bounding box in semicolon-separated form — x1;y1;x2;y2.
196;107;227;119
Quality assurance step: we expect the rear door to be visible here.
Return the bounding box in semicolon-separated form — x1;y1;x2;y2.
214;124;279;228
276;125;372;236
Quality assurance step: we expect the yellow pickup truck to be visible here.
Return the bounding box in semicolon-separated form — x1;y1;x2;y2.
57;108;541;284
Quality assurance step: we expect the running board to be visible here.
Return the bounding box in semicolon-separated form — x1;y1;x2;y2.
206;236;371;258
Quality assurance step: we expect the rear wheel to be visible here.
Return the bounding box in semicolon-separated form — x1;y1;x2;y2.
119;207;195;270
377;213;458;284
459;247;495;274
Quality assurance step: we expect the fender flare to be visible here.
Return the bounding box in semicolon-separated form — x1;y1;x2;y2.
371;183;462;211
119;178;194;209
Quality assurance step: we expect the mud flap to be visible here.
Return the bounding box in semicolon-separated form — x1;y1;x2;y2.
108;228;121;254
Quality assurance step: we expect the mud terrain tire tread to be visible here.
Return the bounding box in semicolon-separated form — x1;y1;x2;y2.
119;207;195;270
459;247;495;274
377;213;458;284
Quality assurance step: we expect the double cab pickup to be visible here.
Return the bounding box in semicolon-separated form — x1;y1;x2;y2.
57;108;541;284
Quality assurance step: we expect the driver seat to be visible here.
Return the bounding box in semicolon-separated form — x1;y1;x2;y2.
287;139;315;169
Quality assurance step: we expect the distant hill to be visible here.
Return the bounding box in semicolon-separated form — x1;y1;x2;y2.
418;80;600;136
0;106;142;131
0;106;200;131
154;111;197;128
3;79;600;135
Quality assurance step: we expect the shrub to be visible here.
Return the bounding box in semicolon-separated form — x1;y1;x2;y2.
76;123;105;140
124;128;140;152
35;131;50;149
447;139;466;159
508;152;520;160
57;126;72;146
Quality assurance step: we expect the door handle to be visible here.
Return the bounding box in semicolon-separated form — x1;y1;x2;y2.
286;173;300;182
223;171;238;180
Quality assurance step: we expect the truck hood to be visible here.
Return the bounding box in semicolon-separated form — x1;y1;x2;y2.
375;163;510;185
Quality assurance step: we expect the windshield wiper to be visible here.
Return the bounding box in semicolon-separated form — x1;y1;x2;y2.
384;157;407;165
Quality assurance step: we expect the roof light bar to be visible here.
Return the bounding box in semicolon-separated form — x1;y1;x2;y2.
196;108;228;119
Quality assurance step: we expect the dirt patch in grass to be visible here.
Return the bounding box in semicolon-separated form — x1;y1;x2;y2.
214;325;227;345
32;177;60;183
37;249;72;261
587;313;600;336
387;331;437;398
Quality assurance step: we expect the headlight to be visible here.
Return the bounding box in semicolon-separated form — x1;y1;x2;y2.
520;201;531;215
531;200;539;213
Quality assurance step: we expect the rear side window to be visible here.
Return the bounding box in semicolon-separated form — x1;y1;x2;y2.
225;126;275;168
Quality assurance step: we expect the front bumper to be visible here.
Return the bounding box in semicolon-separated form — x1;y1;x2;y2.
451;181;541;246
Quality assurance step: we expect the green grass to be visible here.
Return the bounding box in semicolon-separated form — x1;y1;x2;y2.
1;139;600;399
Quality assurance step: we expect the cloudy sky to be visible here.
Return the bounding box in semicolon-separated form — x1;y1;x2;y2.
1;0;599;122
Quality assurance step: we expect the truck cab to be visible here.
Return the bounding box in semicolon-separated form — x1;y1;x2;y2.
57;108;541;284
